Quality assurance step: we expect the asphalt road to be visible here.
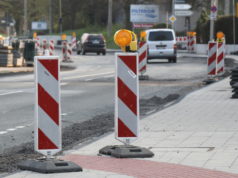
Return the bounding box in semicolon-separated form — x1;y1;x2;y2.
0;53;209;159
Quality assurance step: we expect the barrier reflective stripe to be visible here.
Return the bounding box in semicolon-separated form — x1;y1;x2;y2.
67;42;72;61
115;53;139;143
217;42;225;74
207;42;217;76
62;41;67;61
138;42;147;75
72;37;77;49
34;56;61;156
42;39;47;55
49;40;54;56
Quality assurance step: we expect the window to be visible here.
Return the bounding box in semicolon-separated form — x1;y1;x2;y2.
148;31;173;41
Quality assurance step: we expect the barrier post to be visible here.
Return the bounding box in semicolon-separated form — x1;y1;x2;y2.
138;41;149;80
99;29;154;158
17;56;82;173
49;40;55;56
35;37;41;55
217;42;225;75
42;39;48;55
204;41;218;84
67;42;73;62
62;41;68;62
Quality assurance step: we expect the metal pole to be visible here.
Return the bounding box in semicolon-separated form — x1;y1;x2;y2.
59;0;62;34
107;0;112;38
24;0;27;36
233;0;236;45
49;0;52;34
172;0;175;29
209;0;217;41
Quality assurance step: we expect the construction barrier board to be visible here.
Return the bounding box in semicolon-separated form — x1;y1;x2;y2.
34;56;61;156
115;53;139;144
138;42;147;75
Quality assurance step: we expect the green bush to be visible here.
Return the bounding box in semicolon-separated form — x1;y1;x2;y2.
197;16;238;44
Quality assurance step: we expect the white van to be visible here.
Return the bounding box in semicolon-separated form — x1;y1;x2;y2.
146;29;177;63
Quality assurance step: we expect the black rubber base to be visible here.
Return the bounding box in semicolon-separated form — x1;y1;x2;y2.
203;78;216;85
139;75;149;80
99;145;154;158
18;158;82;173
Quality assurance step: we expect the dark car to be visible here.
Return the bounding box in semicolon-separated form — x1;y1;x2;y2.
77;33;106;55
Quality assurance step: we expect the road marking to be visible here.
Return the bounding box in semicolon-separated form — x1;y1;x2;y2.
63;72;114;80
0;90;23;96
0;131;7;135
0;125;29;135
61;82;68;86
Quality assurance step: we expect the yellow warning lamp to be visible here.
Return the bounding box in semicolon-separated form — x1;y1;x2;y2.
114;29;137;52
192;32;196;37
61;33;67;41
72;32;76;38
216;32;225;43
33;32;37;39
140;31;147;42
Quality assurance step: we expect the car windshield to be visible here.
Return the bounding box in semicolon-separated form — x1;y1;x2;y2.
148;31;174;41
88;35;103;41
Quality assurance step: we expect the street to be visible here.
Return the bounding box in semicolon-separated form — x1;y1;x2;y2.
0;52;229;173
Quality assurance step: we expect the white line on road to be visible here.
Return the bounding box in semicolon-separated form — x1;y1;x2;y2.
0;125;29;135
0;91;23;96
0;131;7;135
63;72;114;80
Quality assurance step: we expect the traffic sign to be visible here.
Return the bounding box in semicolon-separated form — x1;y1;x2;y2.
210;5;217;20
175;10;193;16
169;15;177;23
175;4;191;10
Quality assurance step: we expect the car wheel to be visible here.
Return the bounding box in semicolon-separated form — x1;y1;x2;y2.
77;50;81;55
102;51;106;55
82;48;86;55
168;59;172;63
97;52;100;55
172;57;177;63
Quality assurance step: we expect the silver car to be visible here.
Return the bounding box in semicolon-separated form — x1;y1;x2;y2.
146;29;177;63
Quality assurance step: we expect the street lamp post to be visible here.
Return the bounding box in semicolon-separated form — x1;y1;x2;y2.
23;0;28;36
59;0;62;34
209;0;217;41
172;0;175;29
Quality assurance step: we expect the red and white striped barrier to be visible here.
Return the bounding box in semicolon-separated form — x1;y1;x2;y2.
138;41;147;75
62;41;67;62
207;41;217;76
190;36;196;52
42;39;48;55
49;40;55;56
115;53;139;144
72;37;77;50
35;37;41;55
67;42;72;61
217;42;225;75
176;36;187;43
34;56;61;156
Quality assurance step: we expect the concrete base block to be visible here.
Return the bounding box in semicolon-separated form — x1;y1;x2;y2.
18;158;82;173
99;145;154;158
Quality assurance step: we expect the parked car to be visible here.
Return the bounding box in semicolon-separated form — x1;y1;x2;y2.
146;29;177;63
77;33;106;55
